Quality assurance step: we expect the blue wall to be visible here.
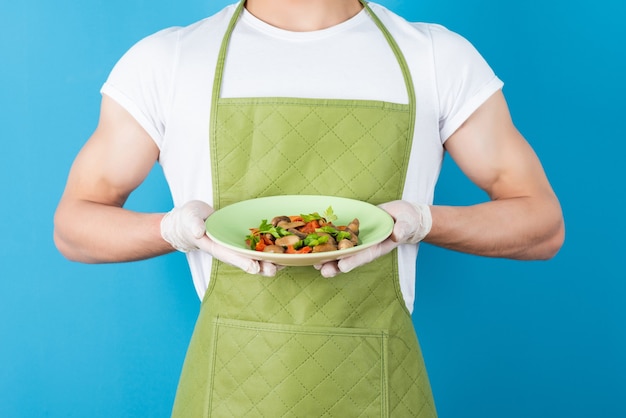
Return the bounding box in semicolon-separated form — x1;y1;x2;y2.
1;1;624;417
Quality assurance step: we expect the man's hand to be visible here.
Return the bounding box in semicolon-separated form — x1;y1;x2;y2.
161;200;279;277
315;200;432;278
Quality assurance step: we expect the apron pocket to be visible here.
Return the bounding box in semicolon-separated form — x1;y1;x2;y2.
207;317;389;418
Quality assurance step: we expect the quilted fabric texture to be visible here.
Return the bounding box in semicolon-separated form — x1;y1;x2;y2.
211;318;388;417
211;98;412;208
172;260;437;418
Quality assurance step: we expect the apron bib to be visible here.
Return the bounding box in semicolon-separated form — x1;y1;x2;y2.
172;1;436;416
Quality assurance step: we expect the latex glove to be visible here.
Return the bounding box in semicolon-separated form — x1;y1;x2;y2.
160;200;278;277
316;200;432;278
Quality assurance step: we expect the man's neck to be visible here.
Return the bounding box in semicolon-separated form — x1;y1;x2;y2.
244;0;364;32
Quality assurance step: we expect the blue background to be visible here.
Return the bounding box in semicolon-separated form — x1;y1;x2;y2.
1;0;624;417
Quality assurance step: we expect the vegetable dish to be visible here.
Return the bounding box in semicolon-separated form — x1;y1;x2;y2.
245;206;360;254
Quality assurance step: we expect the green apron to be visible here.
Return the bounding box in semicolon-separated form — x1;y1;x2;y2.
172;1;437;416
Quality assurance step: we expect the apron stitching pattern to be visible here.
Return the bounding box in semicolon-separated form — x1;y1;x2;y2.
217;105;411;203
217;98;410;111
214;320;387;417
307;106;408;201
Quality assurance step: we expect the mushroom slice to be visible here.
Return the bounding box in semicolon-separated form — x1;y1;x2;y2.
347;218;360;236
277;220;306;229
263;245;285;253
346;230;359;246
312;243;338;253
338;239;354;250
271;216;291;227
287;228;308;240
275;235;301;247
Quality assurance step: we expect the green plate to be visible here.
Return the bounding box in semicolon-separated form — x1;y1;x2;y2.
205;195;394;267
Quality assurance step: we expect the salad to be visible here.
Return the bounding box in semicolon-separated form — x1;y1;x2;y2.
245;206;360;254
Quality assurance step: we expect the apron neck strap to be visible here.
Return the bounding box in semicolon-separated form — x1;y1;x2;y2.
212;0;416;111
359;0;416;109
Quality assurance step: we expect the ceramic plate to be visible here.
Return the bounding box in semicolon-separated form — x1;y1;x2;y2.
205;195;394;267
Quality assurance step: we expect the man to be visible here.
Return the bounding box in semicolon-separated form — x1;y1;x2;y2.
54;0;564;416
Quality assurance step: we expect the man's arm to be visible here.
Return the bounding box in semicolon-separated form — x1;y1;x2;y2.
425;90;565;260
54;95;172;263
322;89;564;277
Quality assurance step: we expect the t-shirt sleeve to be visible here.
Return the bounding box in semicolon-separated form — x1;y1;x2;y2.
428;24;504;143
100;27;180;150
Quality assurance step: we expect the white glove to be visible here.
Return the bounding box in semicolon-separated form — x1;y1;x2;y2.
160;200;278;276
316;200;432;278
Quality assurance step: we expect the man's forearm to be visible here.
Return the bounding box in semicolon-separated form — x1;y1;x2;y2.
425;195;564;260
54;199;174;263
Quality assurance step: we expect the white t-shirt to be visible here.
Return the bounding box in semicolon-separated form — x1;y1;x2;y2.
102;2;503;312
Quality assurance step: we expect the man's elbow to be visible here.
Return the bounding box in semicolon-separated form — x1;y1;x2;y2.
53;226;82;263
53;210;92;263
535;216;565;260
